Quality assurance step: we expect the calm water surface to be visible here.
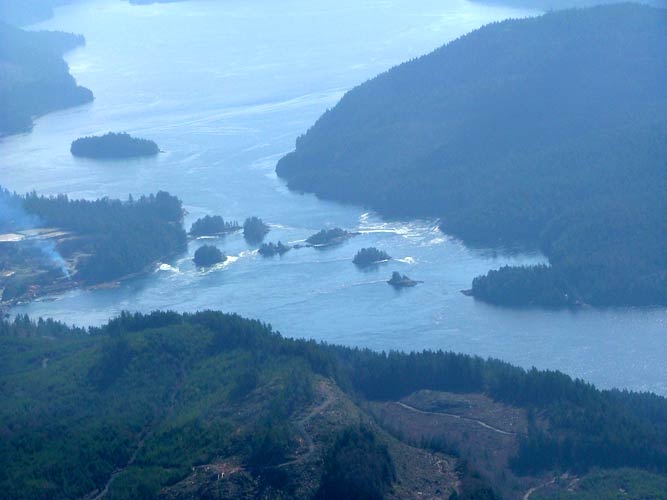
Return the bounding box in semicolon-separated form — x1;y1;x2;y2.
2;0;666;394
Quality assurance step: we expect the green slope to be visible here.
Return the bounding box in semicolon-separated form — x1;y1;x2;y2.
5;311;667;498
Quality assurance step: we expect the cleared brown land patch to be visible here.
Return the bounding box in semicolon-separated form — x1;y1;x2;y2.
369;390;551;499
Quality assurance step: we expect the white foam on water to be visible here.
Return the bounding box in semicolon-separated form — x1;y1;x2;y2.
358;211;440;242
156;263;181;273
424;236;447;246
397;257;416;264
200;255;240;274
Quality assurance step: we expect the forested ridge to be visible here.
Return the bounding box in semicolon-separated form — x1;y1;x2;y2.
277;4;667;308
0;22;92;136
4;310;667;498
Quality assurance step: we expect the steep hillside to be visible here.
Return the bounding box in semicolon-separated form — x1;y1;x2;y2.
276;4;667;308
4;311;667;498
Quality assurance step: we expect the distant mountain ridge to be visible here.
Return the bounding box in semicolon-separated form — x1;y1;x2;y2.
474;0;667;9
0;22;93;136
277;3;667;307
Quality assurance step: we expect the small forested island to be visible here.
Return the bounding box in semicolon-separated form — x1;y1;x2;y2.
189;215;239;237
243;216;270;243
193;245;226;267
0;23;93;136
388;271;421;288
6;310;667;499
0;188;186;307
353;247;391;267
258;241;291;257
276;4;667;308
71;132;160;159
305;227;358;247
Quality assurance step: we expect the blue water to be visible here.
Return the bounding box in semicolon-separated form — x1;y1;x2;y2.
2;0;666;394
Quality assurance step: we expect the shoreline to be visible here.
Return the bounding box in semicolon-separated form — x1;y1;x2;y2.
1;251;184;317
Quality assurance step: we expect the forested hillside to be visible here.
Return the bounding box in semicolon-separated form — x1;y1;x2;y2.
0;22;92;135
276;4;667;307
4;311;667;498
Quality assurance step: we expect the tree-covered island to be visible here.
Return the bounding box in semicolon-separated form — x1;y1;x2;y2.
258;241;291;257
243;217;270;243
353;247;391;267
305;228;358;247
190;215;240;237
388;271;421;288
71;132;160;159
193;245;226;267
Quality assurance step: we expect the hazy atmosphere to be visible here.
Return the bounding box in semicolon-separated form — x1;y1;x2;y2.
2;0;667;498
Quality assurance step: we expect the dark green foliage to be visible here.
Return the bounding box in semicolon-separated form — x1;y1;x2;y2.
193;244;225;267
0;22;92;135
70;132;159;159
471;264;572;307
258;241;291;257
0;311;316;499
88;336;134;390
276;4;667;307
335;348;667;475
387;271;419;287
449;461;500;500
229;366;260;401
245;419;294;468
189;214;239;237
353;247;391;267
243;216;270;243
316;425;395;500
8;189;187;282
5;311;667;497
306;227;354;246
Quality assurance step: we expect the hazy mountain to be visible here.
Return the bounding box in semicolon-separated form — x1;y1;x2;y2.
474;0;667;9
277;4;667;308
0;22;93;136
